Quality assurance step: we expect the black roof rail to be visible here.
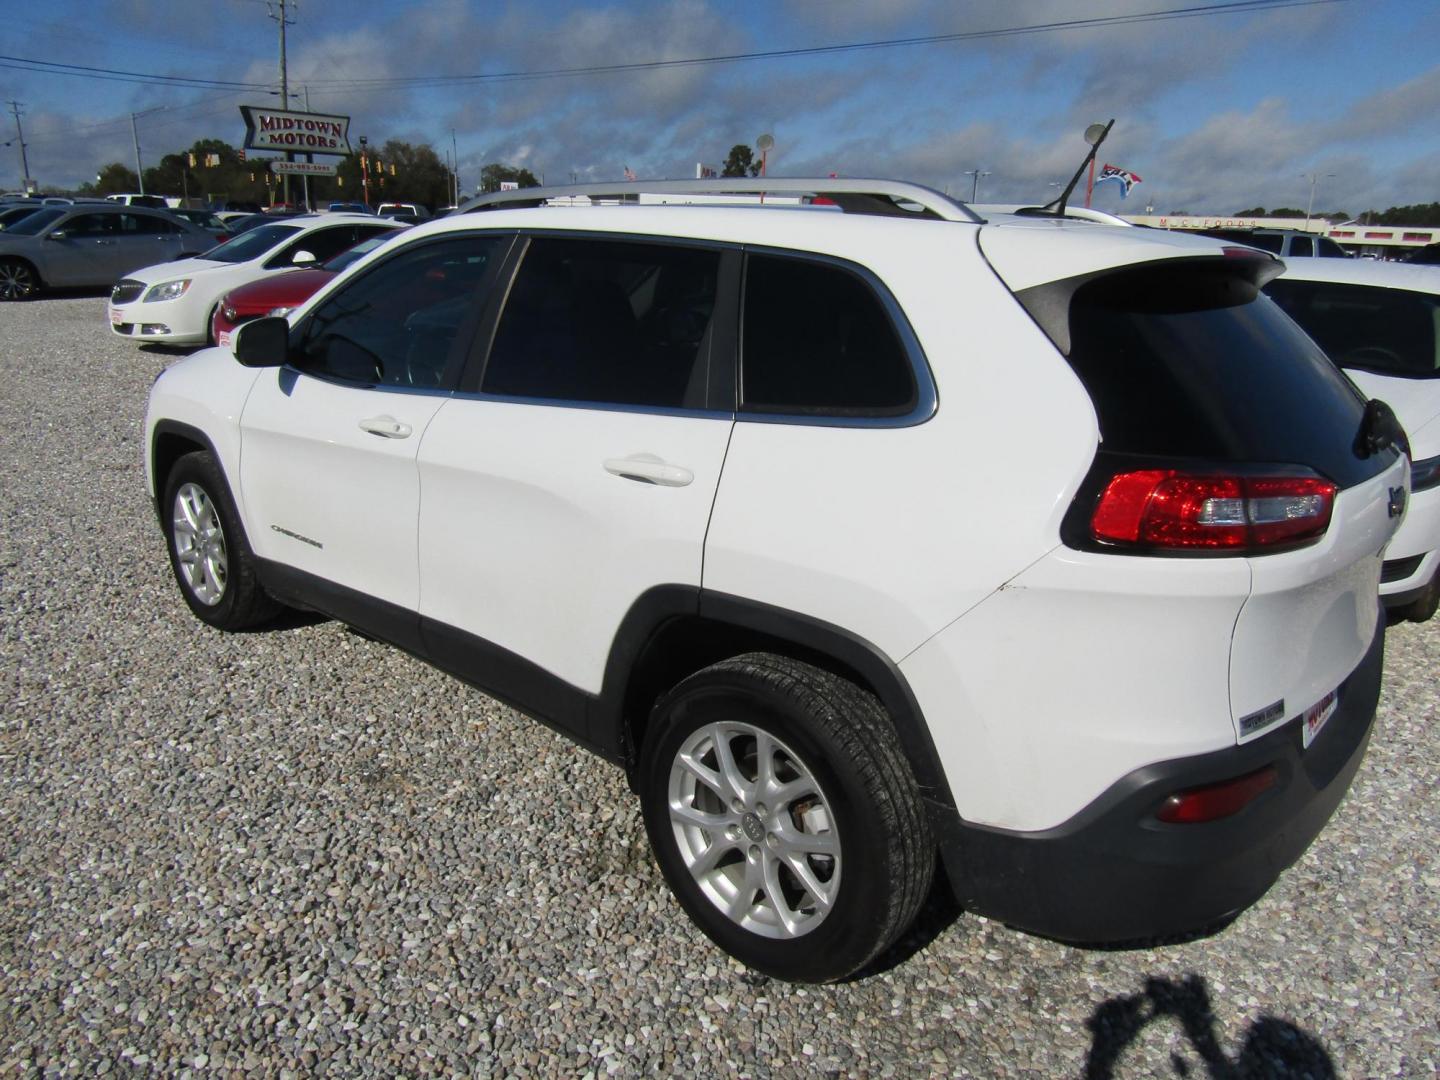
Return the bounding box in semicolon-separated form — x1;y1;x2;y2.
457;177;984;224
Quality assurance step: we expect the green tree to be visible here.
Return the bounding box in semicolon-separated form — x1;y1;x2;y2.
1233;206;1266;216
1267;207;1305;218
721;144;759;178
479;163;540;194
375;139;453;208
94;162;139;194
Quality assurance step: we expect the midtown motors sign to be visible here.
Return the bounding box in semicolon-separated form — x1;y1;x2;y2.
240;106;352;155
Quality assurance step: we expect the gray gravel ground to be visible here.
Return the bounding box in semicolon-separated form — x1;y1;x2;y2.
1;295;1437;1078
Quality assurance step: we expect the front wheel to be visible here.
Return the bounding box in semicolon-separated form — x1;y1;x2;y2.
0;258;39;301
639;653;933;982
162;451;280;630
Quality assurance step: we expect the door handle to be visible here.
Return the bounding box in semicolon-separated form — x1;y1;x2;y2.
359;415;413;439
603;455;694;487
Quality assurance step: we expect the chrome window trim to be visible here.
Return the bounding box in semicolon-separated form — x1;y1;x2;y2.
448;388;734;422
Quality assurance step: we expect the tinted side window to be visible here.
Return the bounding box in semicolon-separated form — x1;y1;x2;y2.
122;213;175;235
740;254;915;415
1265;278;1440;377
66;214;118;237
1287;236;1314;257
483;237;720;408
272;226;363;267
294;236;504;389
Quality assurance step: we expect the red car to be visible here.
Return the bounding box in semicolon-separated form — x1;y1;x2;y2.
211;229;404;345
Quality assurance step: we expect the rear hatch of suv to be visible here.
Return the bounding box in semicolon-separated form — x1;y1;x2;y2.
980;222;1405;744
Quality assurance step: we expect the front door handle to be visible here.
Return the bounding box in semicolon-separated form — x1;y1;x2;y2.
603;455;694;487
359;415;413;439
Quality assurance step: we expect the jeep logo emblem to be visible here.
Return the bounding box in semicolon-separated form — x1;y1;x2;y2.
1388;486;1407;519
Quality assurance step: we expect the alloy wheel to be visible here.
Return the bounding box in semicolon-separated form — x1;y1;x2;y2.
172;483;228;606
667;721;841;939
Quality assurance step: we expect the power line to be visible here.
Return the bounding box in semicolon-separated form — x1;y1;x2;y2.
0;55;269;92
300;0;1355;89
0;0;1351;95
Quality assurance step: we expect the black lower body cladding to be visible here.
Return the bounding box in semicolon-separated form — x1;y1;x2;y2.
933;611;1385;944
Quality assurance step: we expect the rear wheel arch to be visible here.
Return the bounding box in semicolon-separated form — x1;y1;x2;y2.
602;589;957;813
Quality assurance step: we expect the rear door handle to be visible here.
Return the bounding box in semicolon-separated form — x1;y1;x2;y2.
359;415;413;439
603;455;694;487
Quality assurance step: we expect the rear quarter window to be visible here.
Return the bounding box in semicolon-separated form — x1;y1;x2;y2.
740;253;916;416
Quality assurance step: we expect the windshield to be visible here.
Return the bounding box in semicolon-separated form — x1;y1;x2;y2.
201;223;303;264
321;230;402;273
5;208;67;236
1266;278;1440;379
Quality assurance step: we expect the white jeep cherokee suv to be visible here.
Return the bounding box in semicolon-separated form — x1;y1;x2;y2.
145;179;1407;983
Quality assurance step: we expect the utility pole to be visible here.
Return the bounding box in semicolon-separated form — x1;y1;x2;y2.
130;113;145;194
1302;172;1335;231
964;169;991;202
451;128;459;206
7;101;31;193
267;0;296;205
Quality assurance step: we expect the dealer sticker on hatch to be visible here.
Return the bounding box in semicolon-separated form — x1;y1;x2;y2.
1302;690;1338;749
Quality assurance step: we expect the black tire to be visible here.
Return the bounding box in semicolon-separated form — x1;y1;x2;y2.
0;257;40;301
1401;574;1440;624
639;653;933;983
161;450;281;630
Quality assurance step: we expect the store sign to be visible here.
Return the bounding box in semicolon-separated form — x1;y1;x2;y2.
271;160;339;176
240;106;352;155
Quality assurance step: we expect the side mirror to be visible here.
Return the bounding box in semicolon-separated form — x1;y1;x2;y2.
233;316;291;368
46;229;68;241
290;249;316;266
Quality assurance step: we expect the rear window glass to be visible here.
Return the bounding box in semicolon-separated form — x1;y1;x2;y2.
1055;262;1382;488
1265;278;1440;378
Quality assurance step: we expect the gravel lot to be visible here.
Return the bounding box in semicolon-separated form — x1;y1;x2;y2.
1;295;1437;1078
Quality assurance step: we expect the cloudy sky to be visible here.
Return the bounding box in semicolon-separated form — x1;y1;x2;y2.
3;0;1437;215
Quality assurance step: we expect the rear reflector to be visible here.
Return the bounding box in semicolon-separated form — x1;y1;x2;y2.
1156;765;1278;824
1092;470;1335;552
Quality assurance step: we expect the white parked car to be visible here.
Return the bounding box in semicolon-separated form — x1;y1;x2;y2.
144;178;1405;982
108;214;402;345
1265;259;1440;621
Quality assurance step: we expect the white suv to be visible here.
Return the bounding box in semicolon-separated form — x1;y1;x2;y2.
144;179;1406;982
1264;259;1440;622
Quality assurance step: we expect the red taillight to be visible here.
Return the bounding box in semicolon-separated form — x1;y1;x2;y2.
1156;766;1278;824
1091;470;1335;551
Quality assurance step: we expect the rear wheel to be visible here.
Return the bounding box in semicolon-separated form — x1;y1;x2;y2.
0;258;39;301
162;451;281;629
639;653;933;982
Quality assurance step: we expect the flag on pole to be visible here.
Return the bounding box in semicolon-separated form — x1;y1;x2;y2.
623;165;637;181
1095;163;1143;198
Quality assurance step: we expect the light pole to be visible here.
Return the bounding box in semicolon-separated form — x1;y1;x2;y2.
358;135;370;209
1302;172;1335;230
964;169;991;202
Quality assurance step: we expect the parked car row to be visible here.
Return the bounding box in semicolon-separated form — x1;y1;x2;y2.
137;177;1431;983
107;214;403;345
0;204;218;301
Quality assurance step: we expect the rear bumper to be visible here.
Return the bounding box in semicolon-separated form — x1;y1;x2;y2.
934;610;1383;944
